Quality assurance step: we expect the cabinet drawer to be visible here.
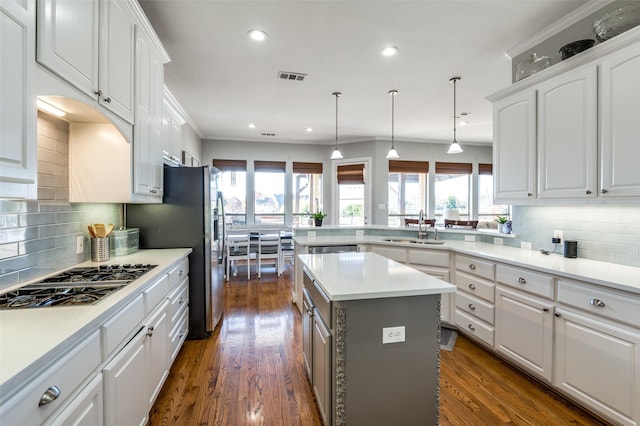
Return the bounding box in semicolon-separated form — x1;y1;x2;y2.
558;279;640;328
455;270;495;303
314;282;332;326
144;274;169;314
455;255;495;280
496;264;554;300
0;332;101;426
407;249;449;267
371;245;406;263
456;291;494;325
455;309;494;347
412;265;450;283
169;309;189;362
168;280;189;326
101;294;144;358
168;258;188;290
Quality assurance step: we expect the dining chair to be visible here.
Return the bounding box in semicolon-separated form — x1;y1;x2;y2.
225;227;253;280
279;225;294;274
444;219;478;229
257;228;281;278
404;218;436;227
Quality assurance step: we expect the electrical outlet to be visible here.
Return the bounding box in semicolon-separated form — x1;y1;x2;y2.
553;230;563;244
356;230;364;237
494;237;504;245
308;231;316;238
76;236;84;254
382;326;405;344
521;241;532;250
464;235;476;242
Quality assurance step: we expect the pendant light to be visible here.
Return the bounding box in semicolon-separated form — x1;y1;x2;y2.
447;77;463;154
330;91;344;159
386;90;399;159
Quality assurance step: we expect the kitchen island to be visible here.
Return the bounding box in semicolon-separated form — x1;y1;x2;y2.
298;252;455;426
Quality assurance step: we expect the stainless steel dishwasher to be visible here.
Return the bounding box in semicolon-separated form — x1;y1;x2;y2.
308;245;358;254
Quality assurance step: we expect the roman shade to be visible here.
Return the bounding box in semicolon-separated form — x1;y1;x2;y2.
435;162;472;175
293;162;323;174
337;164;365;184
389;160;429;174
212;159;247;171
254;161;286;172
479;163;493;175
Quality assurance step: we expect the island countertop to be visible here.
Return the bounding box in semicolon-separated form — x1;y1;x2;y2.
297;252;456;301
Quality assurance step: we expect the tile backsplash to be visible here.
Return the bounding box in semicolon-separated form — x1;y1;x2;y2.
511;205;640;267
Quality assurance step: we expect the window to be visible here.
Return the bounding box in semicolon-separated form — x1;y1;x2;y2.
388;160;428;227
254;161;285;224
478;163;509;221
337;163;365;225
435;162;471;224
213;159;247;225
292;162;323;227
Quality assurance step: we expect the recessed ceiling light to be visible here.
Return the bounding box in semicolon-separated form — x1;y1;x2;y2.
248;123;256;128
381;46;399;57
305;127;313;133
248;29;268;41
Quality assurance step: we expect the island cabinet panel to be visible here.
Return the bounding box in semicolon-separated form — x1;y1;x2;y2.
369;245;406;263
333;295;440;425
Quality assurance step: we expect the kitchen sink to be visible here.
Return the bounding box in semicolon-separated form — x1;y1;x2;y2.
410;240;445;245
382;238;445;245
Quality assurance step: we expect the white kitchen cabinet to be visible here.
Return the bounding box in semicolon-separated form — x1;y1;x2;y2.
162;87;186;165
537;66;597;199
48;374;103;426
146;301;170;409
37;0;135;123
0;0;37;199
133;29;164;199
495;286;554;382
492;90;537;201
103;325;148;426
407;248;452;323
600;42;640;197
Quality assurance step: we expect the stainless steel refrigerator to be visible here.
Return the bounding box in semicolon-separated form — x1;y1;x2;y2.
126;165;224;339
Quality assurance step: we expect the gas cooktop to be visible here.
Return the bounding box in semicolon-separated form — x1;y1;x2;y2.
0;264;157;309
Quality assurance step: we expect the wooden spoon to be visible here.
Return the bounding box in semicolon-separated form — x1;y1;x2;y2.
95;224;106;238
105;224;114;237
88;225;96;238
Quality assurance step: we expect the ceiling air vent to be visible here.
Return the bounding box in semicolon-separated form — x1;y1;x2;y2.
261;132;276;137
278;71;307;81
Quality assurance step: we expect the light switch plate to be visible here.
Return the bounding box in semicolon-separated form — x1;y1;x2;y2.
382;326;405;344
521;241;532;250
465;235;475;242
76;237;84;254
356;230;364;236
494;237;504;245
308;231;316;238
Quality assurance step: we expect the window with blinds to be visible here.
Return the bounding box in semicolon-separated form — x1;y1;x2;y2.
434;161;472;223
254;161;286;224
293;162;323;226
214;159;247;225
478;163;509;220
337;164;365;184
388;160;428;227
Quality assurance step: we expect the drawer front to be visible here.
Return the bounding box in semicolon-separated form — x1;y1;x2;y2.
101;294;144;358
455;309;494;347
456;291;495;325
371;245;406;263
558;279;640;328
144;274;169;314
455;270;495;303
412;265;450;283
407;249;449;267
496;264;554;300
455;255;495;280
313;282;332;326
169;309;189;362
0;332;101;425
168;280;189;326
168;258;189;290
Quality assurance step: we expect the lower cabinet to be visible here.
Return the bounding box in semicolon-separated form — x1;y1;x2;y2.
495;286;554;381
146;301;170;409
312;313;331;426
49;374;103;426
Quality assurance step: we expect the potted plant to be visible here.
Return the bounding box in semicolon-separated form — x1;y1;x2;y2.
495;216;512;234
312;211;327;227
444;196;459;220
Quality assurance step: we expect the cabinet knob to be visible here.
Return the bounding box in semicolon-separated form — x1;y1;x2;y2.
104;97;111;103
150;189;158;194
179;331;186;338
517;277;527;284
468;324;476;331
554;312;561;318
178;297;185;304
468;264;476;270
585;189;592;195
178;269;184;277
468;303;476;310
147;326;155;337
601;188;608;194
590;298;605;308
39;385;61;406
543;307;549;312
527;193;533;197
94;90;102;97
468;283;476;290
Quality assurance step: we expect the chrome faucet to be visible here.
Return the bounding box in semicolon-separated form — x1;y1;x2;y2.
418;209;428;239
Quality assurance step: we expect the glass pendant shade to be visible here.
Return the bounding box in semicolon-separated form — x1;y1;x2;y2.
330;148;343;159
386;147;399;159
447;141;463;154
447;77;463;154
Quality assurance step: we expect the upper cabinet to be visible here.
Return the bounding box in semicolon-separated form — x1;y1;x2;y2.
37;0;135;123
489;29;640;203
0;0;37;199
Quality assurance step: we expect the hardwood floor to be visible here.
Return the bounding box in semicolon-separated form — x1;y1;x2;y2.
149;264;606;425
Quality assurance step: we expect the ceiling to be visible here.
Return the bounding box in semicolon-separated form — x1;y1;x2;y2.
139;0;587;147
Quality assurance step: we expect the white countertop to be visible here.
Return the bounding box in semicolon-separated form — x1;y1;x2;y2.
298;252;456;301
294;235;640;295
0;249;191;400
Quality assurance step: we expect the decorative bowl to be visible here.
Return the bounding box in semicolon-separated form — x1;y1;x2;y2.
559;39;595;60
593;4;640;42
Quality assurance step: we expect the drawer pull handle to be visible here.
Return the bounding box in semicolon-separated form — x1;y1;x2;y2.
590;298;605;308
543;307;549;312
527;193;533;197
39;386;61;406
468;283;476;290
517;277;527;284
468;324;476;331
179;269;184;277
94;90;102;97
601;188;608;194
468;303;476;310
179;297;185;304
179;331;186;338
147;326;155;337
468;264;476;270
585;189;592;195
554;312;561;318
